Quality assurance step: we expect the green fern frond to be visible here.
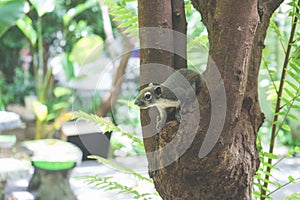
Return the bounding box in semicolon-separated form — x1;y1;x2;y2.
101;0;138;36
88;155;152;183
72;111;121;133
78;175;144;198
72;110;144;147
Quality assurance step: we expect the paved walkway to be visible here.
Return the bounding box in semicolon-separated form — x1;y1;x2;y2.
6;156;159;200
5;155;300;200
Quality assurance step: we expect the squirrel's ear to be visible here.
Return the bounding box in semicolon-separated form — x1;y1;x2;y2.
154;86;162;97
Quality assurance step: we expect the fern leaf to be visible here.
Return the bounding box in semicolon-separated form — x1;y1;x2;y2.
88;155;153;183
72;110;121;132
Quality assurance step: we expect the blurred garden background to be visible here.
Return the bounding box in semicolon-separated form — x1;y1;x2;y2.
0;0;300;199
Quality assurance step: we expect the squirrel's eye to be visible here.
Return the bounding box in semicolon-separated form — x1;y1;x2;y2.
144;92;152;100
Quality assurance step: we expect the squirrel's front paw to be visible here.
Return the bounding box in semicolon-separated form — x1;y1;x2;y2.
175;110;181;122
156;118;164;132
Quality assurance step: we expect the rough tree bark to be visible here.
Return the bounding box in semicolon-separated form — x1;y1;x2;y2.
138;0;283;199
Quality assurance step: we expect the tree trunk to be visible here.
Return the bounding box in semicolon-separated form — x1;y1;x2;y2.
138;0;283;199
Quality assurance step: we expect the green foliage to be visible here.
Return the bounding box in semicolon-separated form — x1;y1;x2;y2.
0;0;25;37
70;34;104;66
110;98;145;156
0;67;35;108
9;67;35;105
73;112;159;199
0;0;106;138
0;67;35;109
102;0;138;36
29;0;55;17
0;73;13;110
254;0;300;198
78;174;158;200
285;191;300;200
72;111;144;147
89;155;152;182
63;0;97;26
16;15;37;46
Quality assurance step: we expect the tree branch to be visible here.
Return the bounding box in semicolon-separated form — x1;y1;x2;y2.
171;0;187;69
96;1;135;117
98;0;117;65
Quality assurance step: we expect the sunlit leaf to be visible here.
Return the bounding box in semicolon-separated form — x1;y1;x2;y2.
32;101;48;121
52;102;70;110
285;80;299;92
292;104;300;110
70;34;104;66
29;0;55;17
287;69;300;84
288;113;298;121
54;86;73;98
284;87;296;98
289;62;300;74
0;0;25;37
63;0;97;26
16;15;37;46
294;146;300;153
281;124;291;132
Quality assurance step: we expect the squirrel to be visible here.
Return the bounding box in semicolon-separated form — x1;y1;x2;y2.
134;68;203;131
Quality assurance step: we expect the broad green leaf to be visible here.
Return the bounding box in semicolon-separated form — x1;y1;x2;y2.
294;146;300;153
63;0;97;26
70;34;104;66
0;0;25;37
16;15;37;46
52;102;70;110
32;101;48;121
53;87;72;98
45;113;56;121
29;0;55;17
